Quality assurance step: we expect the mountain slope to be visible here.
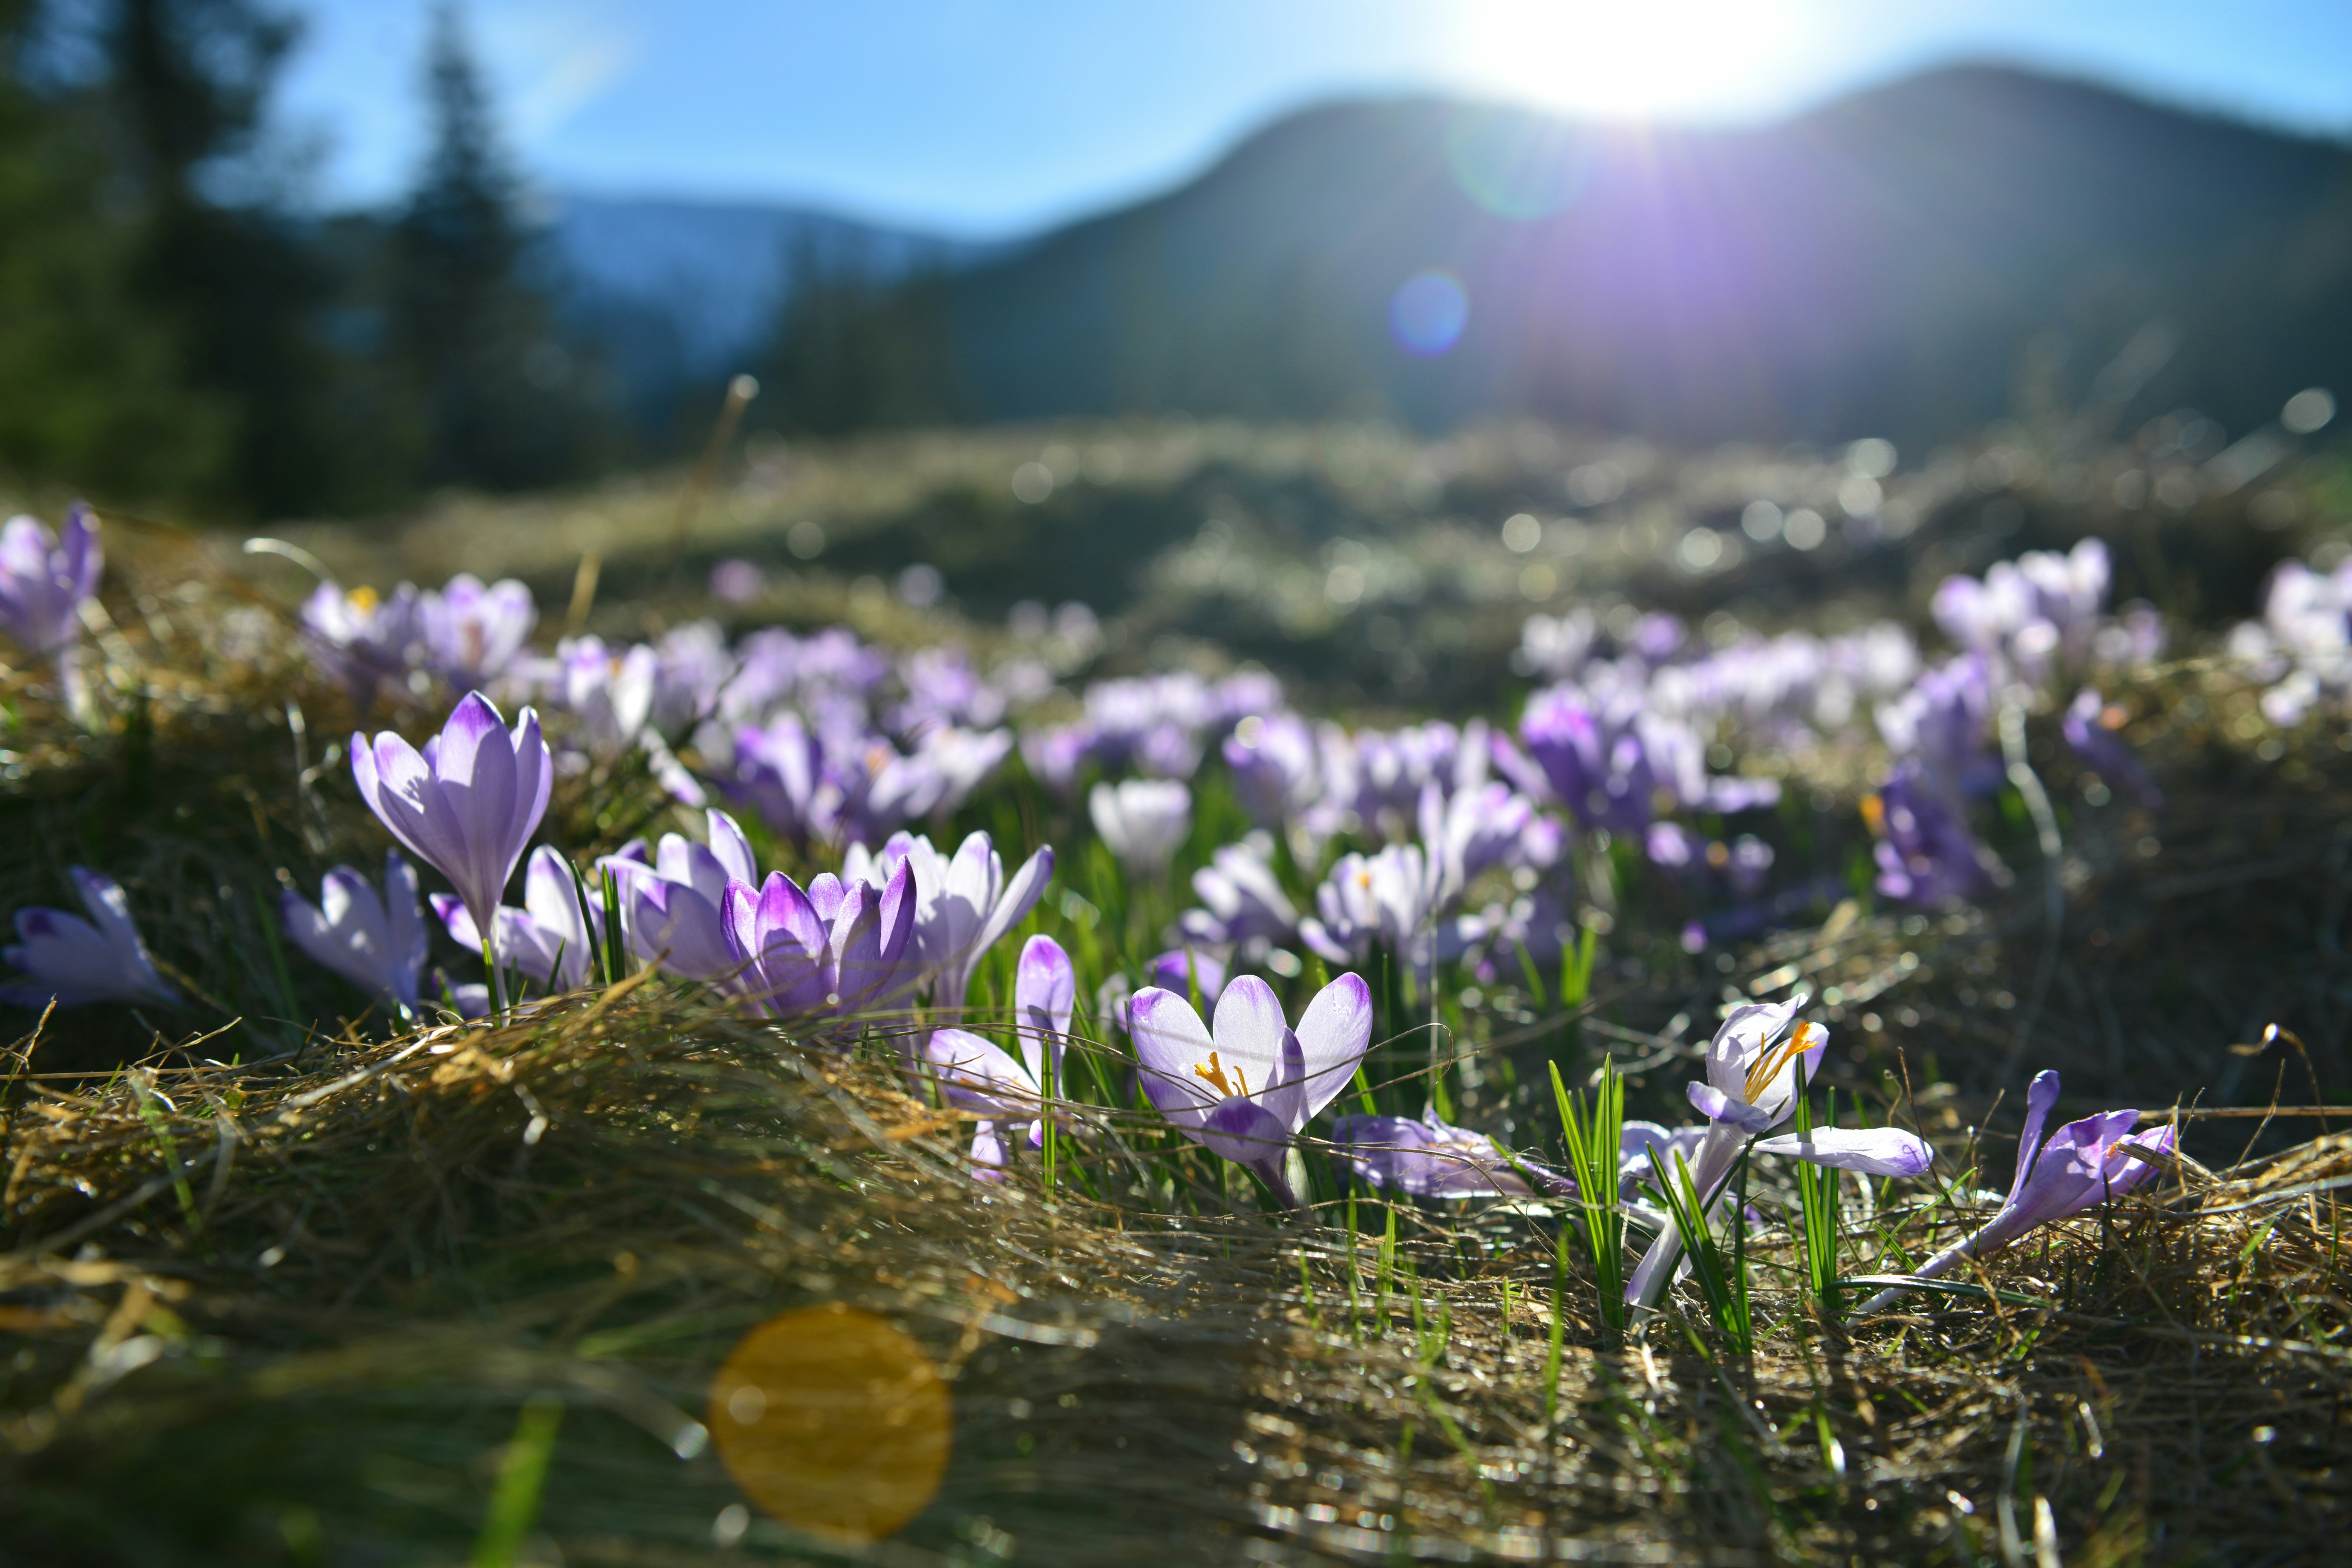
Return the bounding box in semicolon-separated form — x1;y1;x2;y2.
929;65;2352;444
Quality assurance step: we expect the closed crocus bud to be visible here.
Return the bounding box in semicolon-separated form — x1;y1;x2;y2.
0;504;101;658
351;691;552;955
282;851;427;1010
2;867;179;1010
1090;778;1192;876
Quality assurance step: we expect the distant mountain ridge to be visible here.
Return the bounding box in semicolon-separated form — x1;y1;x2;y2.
928;64;2352;444
551;65;2352;447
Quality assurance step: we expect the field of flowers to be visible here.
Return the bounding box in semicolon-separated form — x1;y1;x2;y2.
3;419;2351;1564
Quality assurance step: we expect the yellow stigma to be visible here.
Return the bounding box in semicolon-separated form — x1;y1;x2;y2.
1744;1021;1826;1104
347;585;379;613
1193;1051;1248;1098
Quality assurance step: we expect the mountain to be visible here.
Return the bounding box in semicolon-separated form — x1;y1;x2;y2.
541;193;991;434
909;65;2352;446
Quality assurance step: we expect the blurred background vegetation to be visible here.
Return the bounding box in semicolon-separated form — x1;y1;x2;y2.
0;1;2347;535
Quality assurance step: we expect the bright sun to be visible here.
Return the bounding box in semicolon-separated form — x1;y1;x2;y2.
1450;0;1809;122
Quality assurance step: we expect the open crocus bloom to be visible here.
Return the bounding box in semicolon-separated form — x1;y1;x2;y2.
1;866;180;1010
351;691;552;952
1627;999;1933;1309
1131;972;1372;1207
842;829;1054;1019
1329;1103;1572;1199
721;860;918;1029
1858;1070;2176;1314
921;935;1076;1172
282;850;427;1011
433;845;598;994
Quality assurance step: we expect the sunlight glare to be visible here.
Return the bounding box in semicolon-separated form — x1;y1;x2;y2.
1453;0;1808;121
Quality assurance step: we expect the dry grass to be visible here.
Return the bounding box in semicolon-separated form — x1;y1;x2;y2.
2;953;2347;1565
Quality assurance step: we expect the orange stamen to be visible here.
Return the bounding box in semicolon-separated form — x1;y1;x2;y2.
1193;1051;1248;1098
1744;1021;1826;1104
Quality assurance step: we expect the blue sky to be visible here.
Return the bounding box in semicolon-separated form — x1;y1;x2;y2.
274;0;2352;236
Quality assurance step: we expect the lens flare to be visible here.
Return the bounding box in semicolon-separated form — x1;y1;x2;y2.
1444;106;1595;219
1390;271;1469;357
707;1303;951;1543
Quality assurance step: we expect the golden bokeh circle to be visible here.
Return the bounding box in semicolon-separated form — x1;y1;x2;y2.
706;1303;952;1543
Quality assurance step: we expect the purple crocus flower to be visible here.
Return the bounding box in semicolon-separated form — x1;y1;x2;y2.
1858;1071;2176;1314
1131;972;1374;1207
1868;760;1994;907
1518;685;1700;832
281;851;427;1011
841;829;1054;1017
0;504;101;657
1420;780;1536;906
1180;835;1299;960
1224;712;1320;827
848;725;1014;843
725;715;823;844
1090;779;1192;875
921;934;1076;1172
720;859;918;1029
2061;688;2162;809
301;581;423;704
2;867;180;1009
351;692;553;966
1299;843;1438;974
1330;1104;1574;1199
432;845;598;993
553;637;658;761
1019;721;1095;797
1626;1000;1932;1309
416;574;536;688
601;809;757;985
0;504;104;724
1146;947;1228;1003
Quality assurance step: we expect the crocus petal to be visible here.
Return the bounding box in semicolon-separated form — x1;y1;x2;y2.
1688;1080;1777;1134
1130;986;1218;1129
706;809;758;886
657;835;733;905
1704;997;1803;1099
1208;975;1292;1104
1291;971;1373;1122
976;844;1054;959
1194;1095;1294;1174
522;846;590;989
1257;1025;1309;1135
923;1027;1040;1115
2007;1068;2064;1209
746;872;826;1010
1754;1125;1935;1177
1014;934;1075;1091
632;877;735;983
384;852;426;1007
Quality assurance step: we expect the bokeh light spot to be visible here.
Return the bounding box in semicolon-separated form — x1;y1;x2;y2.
2283;388;2335;435
707;1304;951;1544
1390;271;1469;357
